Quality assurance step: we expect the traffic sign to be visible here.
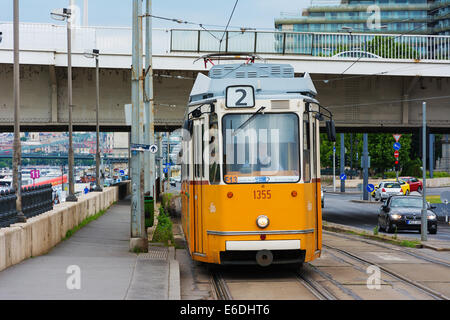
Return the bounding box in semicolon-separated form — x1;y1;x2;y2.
163;167;168;173
394;150;399;158
119;170;125;176
393;134;402;142
393;142;401;150
340;173;347;181
30;169;40;179
367;184;375;193
149;144;158;154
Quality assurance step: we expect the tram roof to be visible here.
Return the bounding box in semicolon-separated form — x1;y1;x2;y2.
188;63;318;106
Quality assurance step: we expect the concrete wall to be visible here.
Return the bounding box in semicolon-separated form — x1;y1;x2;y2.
0;184;126;272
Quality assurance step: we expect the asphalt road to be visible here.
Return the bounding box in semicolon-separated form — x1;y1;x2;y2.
322;190;450;242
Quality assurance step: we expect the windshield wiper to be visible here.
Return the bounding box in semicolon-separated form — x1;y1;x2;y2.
232;106;265;137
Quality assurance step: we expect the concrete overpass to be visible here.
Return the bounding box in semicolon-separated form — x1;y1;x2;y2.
0;23;449;132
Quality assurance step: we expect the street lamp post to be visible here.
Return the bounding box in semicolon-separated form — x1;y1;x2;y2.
13;0;26;222
51;7;77;202
84;49;102;192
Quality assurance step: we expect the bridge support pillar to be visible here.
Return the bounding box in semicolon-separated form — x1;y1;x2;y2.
430;133;434;178
49;65;58;123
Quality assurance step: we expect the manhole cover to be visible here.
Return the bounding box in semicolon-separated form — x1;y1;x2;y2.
140;246;168;260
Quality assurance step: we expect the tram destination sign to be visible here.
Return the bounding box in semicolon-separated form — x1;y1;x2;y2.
225;85;255;108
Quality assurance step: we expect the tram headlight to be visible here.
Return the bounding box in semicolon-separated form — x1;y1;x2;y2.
256;215;269;229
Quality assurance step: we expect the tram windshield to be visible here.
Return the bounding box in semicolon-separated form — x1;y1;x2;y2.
222;113;300;183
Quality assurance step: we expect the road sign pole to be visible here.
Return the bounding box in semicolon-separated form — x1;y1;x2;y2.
340;133;345;193
421;101;428;241
333;142;336;192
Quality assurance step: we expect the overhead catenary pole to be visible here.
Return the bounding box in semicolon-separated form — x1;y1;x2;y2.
130;0;147;251
13;0;25;222
144;0;155;197
66;3;77;202
421;102;428;241
94;52;102;191
83;0;88;26
340;133;345;193
362;133;369;201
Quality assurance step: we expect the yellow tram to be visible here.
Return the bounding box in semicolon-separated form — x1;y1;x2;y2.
180;55;336;267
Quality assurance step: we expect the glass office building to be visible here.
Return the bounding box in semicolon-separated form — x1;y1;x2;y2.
275;0;450;35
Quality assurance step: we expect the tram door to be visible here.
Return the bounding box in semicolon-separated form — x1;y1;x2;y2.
192;119;205;254
311;117;320;251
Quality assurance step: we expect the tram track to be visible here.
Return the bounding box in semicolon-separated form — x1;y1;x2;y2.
323;230;450;268
295;265;338;300
322;243;449;300
209;265;339;300
210;269;233;300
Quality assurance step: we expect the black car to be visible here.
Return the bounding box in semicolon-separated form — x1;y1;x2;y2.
378;196;437;234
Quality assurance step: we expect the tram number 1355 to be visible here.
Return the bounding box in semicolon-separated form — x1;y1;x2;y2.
253;190;271;200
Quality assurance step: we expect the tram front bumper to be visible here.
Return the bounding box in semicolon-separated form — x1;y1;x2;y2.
220;240;304;266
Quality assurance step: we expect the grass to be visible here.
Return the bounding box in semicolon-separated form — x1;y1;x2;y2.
426;195;442;204
63;206;110;240
151;206;174;246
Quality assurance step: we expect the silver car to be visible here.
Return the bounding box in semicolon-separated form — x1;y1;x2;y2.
374;182;403;201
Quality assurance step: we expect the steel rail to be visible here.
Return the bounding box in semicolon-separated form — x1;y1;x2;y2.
323;243;449;300
323;230;450;268
295;266;338;300
210;269;233;300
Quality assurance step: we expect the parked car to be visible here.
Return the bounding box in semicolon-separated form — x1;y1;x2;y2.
399;176;423;193
374;182;403;201
384;178;410;195
378;195;437;234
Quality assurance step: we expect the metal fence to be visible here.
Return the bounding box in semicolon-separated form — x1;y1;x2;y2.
1;23;448;61
170;29;450;61
0;184;53;228
0;22;170;55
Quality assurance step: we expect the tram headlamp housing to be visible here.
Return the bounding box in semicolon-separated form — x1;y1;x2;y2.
256;215;269;229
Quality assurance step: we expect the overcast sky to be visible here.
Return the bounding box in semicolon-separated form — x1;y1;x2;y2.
0;0;322;30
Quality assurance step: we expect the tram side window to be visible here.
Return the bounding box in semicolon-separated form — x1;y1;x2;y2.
303;112;311;183
209;113;221;184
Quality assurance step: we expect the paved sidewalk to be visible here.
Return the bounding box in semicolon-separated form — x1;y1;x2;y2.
0;197;173;300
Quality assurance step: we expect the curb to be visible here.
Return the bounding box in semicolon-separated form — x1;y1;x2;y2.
168;246;181;300
350;199;380;204
323;220;450;251
323;221;423;248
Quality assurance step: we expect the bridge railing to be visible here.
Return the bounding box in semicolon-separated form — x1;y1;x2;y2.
170;29;450;61
0;184;53;228
0;22;170;55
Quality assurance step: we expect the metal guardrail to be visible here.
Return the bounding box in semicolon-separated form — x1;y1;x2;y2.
0;189;18;228
170;29;450;61
0;184;53;228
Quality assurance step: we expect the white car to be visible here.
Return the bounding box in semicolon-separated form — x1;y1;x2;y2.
332;50;381;59
374;182;403;201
